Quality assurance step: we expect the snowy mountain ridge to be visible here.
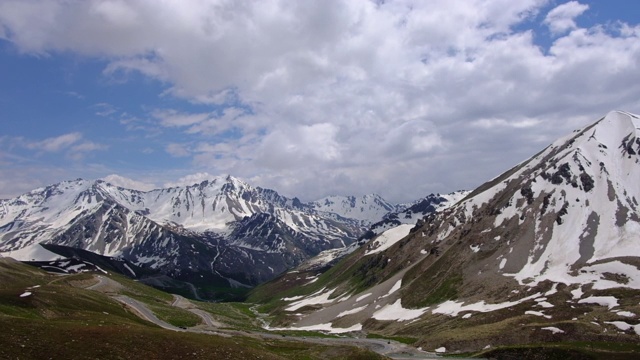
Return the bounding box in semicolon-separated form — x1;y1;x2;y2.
310;193;398;224
0;173;465;296
256;111;640;352
0;175;354;250
456;110;640;287
0;175;365;292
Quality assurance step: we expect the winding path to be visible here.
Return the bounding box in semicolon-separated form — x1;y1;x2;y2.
171;294;225;328
87;275;450;359
114;295;185;332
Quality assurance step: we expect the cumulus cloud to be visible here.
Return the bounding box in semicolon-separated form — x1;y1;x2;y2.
254;123;341;170
0;1;639;202
544;1;589;35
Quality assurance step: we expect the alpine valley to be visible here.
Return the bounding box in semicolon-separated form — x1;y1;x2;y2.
249;111;640;357
3;111;640;359
0;173;463;300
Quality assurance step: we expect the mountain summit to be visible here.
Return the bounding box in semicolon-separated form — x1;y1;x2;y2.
254;111;640;352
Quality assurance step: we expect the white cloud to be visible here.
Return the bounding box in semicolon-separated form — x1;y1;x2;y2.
6;132;107;163
94;102;117;117
163;172;217;188
472;117;541;129
0;1;639;202
71;141;108;152
27;132;83;152
20;132;107;159
254;123;341;170
184;107;246;135
165;143;191;157
68;142;108;160
64;91;85;99
102;174;157;191
150;107;246;136
544;1;589;35
152;109;211;128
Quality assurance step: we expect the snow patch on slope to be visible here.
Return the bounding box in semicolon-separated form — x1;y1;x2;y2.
365;224;414;256
578;296;619;309
285;288;338;312
337;305;368;318
267;322;363;334
372;299;429;321
432;292;543;317
0;243;62;261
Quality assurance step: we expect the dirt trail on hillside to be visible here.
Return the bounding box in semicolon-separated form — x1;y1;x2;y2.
171;294;225;328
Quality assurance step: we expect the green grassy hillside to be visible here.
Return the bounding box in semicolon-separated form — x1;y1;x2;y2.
0;258;384;360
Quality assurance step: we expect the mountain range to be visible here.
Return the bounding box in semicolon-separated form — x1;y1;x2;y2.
2;110;640;357
0;174;462;299
250;111;640;354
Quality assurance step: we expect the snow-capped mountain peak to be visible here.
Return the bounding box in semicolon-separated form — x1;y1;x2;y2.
310;194;397;224
418;110;640;290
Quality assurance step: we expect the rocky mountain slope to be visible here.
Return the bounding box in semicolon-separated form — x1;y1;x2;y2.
251;111;640;354
0;176;364;296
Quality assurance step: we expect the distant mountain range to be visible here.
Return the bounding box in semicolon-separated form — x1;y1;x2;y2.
310;194;398;224
251;111;640;353
0;174;463;299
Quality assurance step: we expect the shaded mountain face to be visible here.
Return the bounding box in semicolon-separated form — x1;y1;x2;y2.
254;111;640;352
0;176;365;295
